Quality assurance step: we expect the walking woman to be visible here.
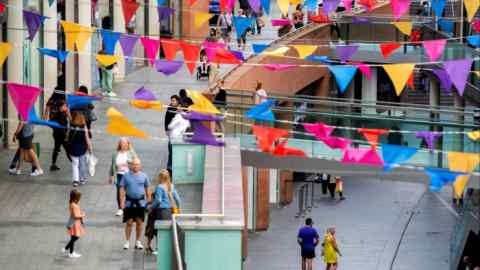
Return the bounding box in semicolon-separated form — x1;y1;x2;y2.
322;227;342;270
68;111;92;187
109;137;137;216
11;120;44;176
63;189;85;258
45;90;71;171
145;170;181;254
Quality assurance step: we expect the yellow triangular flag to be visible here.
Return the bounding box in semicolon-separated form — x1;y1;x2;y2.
106;107;148;138
130;100;163;111
0;42;13;67
467;130;480;141
393;21;412;36
263;46;290;56
277;0;290;15
187;90;220;114
60;21;80;51
292;45;317;58
383;63;415;96
75;25;95;52
194;12;214;28
96;54;119;67
464;0;479;22
290;0;304;4
447;152;480;198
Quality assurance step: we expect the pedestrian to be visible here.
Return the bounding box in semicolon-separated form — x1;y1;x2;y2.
178;89;194;108
293;4;305;29
278;14;293;37
254;81;268;104
98;50;116;97
10;119;44;176
334;176;345;200
217;10;233;48
45;90;72;171
109;137;138;216
320;173;330;195
68;111;92;187
327;174;337;199
119;158;151;250
145;170;181;254
165;95;180;133
63;189;85;258
322;227;342;270
297;218;320;270
236;9;247;50
74;85;97;138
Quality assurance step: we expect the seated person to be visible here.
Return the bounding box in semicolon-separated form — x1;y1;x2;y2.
197;55;211;79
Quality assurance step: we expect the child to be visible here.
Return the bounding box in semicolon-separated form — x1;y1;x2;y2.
335;176;345;200
63;189;85;258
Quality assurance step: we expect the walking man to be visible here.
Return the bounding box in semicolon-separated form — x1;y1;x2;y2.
119;158;151;250
297;218;320;270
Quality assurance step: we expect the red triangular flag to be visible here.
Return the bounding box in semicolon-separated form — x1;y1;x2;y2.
161;39;182;61
0;3;5;13
252;125;290;153
214;49;241;64
358;0;377;11
121;0;140;26
357;128;389;147
379;43;401;59
406;71;414;89
272;140;306;157
180;42;201;75
187;0;197;6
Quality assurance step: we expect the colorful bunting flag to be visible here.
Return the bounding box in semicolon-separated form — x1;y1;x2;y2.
157;7;174;21
323;0;341;15
100;30;121;55
390;0;411;20
464;0;480;22
319;136;352;150
28;107;64;129
67;94;101;110
119;34;139;57
393;21;412;36
336;44;359;62
415;131;441;150
263;46;290;56
187;0;197;6
473;19;480;32
406;71;414;89
379;43;401;59
96;54;119;67
328;65;358;94
293;45;317;58
383;63;416;96
272;19;292;26
0;2;5;13
155;59;183;75
75;25;94;52
133;86;157;101
432;0;446;16
106;107;148;138
467;130;480;141
183;111;223;121
305;0;317;10
7;83;41;121
230;50;245;61
130;100;163;110
38;48;69;63
264;64;299;71
467;35;480;47
121;0;140;26
187;90;220;114
310;14;330;23
252;125;290;152
60;21;94;52
356;63;372;80
23;11;47;41
343;0;353;11
277;0;290;15
431;68;452;93
181;42;201;75
0;42;13;66
161;39;182;61
438;19;454;33
303;122;335;139
261;0;272;14
187;120;225;146
358;128;389;147
252;44;269;54
245;99;276;121
358;0;376;11
306;55;332;63
447;152;480;198
233;16;253;38
381;144;417;171
194;12;214;28
248;0;262;12
140;37;160;65
425;167;465;192
272;140;307;157
211;48;242;64
443;59;473;96
422;39;446;61
341;147;383;166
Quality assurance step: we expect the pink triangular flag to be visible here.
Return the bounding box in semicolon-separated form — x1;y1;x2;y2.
320;136;352;150
358;148;384;166
341;147;370;163
391;0;411;20
140;37;160;65
7;83;41;121
356;63;372;80
263;64;299;71
422;39;446;61
303;122;335;139
343;0;353;11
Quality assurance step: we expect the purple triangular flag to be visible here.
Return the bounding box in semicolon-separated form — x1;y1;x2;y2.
157;7;174;21
23;11;47;41
336;44;359;62
248;0;261;12
443;59;473;96
323;0;341;15
416;131;442;150
133;87;157;101
183;111;223;121
188;121;224;146
119;34;139;57
154;59;183;75
230;50;245;61
431;69;452;95
352;17;370;24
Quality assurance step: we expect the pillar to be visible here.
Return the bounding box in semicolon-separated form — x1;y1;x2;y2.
429;77;442;168
64;0;75;91
148;0;160;37
113;0;126;81
78;0;92;89
361;67;377;115
172;0;181;36
344;79;355;138
453;92;465;151
43;0;57;97
6;0;23;147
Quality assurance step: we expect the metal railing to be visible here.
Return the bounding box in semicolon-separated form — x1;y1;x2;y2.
295;176;318;218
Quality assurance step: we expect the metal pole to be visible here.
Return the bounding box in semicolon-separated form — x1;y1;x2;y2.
296;186;304;218
460;0;464;42
311;181;317;208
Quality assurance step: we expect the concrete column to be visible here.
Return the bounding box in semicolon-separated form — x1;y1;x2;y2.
43;0;57;97
148;0;159;37
172;0;181;37
453;92;465;151
6;0;24;147
78;0;92;89
429;77;442;168
113;0;126;81
361;67;377;115
65;0;75;91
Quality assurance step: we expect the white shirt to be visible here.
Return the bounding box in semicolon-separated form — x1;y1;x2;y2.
255;89;268;104
116;151;129;175
168;113;190;142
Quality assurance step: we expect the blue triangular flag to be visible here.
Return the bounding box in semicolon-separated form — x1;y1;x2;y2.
261;0;271;15
38;48;70;63
438;19;454;34
28;107;64;129
305;0;318;11
67;94;101;110
431;0;446;16
245;99;276;121
252;44;269;54
100;30;121;55
381;144;417;172
233;16;253;38
306;55;332;63
424;167;465;192
467;35;480;47
157;0;167;5
328;65;358;94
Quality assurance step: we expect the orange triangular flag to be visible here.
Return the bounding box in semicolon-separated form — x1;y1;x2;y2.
106;107;148;138
252;125;290;153
0;42;13;67
448;152;480;198
161;39;182;61
379;43;401;59
406;71;414;89
357;128;389;147
181;42;201;75
383;63;416;96
194;12;214;28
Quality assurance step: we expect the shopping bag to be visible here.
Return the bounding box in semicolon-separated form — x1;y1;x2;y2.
86;153;98;177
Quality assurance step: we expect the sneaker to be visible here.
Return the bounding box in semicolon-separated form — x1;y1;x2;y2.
123;241;130;250
135;241;144;250
68;252;81;258
50;165;60;171
30;169;44;177
72;181;79;187
79;179;87;185
107;92;117;97
15;169;22;175
8;168;17;174
152;250;158;255
115;209;123;216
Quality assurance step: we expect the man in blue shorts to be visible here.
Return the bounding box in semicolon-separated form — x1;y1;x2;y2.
297;218;320;270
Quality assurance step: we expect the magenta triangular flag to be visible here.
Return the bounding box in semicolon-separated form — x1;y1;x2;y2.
140;37;160;65
359;148;384;166
391;0;411;20
422;39;446;61
356;63;372;80
336;44;359;62
7;83;42;121
443;59;473;96
341;147;369;163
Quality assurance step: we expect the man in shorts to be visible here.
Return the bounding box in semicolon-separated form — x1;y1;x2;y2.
119;158;151;250
297;218;320;270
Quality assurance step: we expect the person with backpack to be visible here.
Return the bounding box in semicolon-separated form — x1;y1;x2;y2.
68;111;92;187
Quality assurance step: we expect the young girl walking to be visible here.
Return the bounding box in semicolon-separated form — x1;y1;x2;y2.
63;189;85;258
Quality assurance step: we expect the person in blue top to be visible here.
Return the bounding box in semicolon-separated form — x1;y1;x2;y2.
119;158;151;250
297;218;320;270
145;169;181;254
